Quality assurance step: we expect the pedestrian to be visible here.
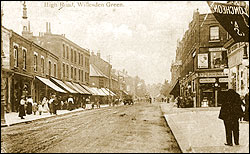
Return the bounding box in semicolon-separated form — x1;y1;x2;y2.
149;97;152;104
177;96;181;108
42;97;49;113
218;89;244;146
53;95;59;115
68;95;74;111
48;95;54;115
18;95;26;119
32;101;38;115
244;91;249;121
38;101;43;115
26;95;33;115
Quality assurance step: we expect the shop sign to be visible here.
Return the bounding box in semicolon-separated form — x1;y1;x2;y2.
199;78;216;83
209;47;226;52
219;78;229;83
199;72;227;77
207;1;249;42
198;53;208;68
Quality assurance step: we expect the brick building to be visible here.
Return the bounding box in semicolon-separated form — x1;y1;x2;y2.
170;10;229;107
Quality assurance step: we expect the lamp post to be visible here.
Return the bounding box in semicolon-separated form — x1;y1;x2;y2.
214;82;219;107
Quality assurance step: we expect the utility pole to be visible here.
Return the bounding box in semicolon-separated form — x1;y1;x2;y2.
1;4;6;125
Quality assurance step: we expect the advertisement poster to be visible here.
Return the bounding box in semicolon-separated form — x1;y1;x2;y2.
198;53;208;68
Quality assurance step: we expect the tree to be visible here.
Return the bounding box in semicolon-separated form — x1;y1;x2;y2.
160;80;171;97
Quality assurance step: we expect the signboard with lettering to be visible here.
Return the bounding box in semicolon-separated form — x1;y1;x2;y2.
199;72;227;77
199;78;216;83
219;78;229;83
207;1;249;42
198;53;208;68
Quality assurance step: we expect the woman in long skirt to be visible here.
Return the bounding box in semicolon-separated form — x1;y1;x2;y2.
26;96;33;115
18;95;26;119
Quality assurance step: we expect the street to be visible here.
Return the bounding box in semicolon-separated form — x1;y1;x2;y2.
1;102;181;153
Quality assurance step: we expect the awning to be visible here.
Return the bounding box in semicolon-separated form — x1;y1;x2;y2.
72;82;91;95
169;80;180;98
105;88;116;96
36;76;67;93
100;88;110;96
121;90;128;95
80;84;95;95
90;87;107;96
96;88;108;96
50;78;77;93
64;81;83;94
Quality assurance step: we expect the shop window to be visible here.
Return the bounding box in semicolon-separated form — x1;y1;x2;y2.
22;48;27;70
14;45;18;67
210;26;219;41
210;51;227;69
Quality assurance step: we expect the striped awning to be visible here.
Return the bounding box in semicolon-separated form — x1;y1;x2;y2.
36;76;66;93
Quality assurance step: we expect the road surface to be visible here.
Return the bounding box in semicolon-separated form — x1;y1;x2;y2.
1;102;181;153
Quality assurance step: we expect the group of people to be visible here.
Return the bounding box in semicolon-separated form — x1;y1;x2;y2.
18;94;64;119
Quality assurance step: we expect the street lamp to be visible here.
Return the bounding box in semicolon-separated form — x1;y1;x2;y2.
214;81;219;107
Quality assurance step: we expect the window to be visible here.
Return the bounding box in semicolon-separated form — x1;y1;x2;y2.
85;72;89;83
74;67;77;80
99;78;104;87
85;57;89;68
79;69;81;81
63;63;65;77
41;56;45;74
49;61;52;76
74;50;77;63
81;70;84;82
22;48;27;70
81;54;83;66
66;46;69;59
210;26;219;40
210;51;227;69
78;52;81;64
34;53;38;72
14;45;18;67
63;44;65;58
66;64;69;78
71;48;73;62
71;66;73;79
54;63;57;77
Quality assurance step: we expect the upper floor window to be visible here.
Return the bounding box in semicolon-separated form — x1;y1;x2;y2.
81;54;83;66
22;48;27;70
14;45;18;67
79;69;81;81
41;56;45;74
78;52;81;65
71;66;74;79
49;61;52;76
74;67;77;80
85;57;89;68
74;50;77;63
210;51;228;69
66;46;69;59
71;48;73;62
54;63;57;77
63;44;65;58
210;26;219;41
66;64;69;78
34;52;38;72
81;70;84;82
63;63;65;77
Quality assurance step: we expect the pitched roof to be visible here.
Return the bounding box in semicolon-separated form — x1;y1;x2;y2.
90;64;108;78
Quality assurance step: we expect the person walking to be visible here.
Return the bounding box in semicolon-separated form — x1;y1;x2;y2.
52;95;59;115
177;96;181;108
244;91;249;121
42;97;49;113
38;101;43;115
48;95;54;115
68;95;74;111
26;95;33;115
18;95;26;119
218;89;244;146
32;101;38;115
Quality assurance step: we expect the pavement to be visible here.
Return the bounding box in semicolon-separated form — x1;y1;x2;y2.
160;102;249;153
1;104;110;127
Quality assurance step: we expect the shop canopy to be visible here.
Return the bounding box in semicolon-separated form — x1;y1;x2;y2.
50;78;77;93
36;76;67;93
105;88;116;96
89;87;101;96
64;81;84;94
96;88;108;96
169;79;180;98
100;88;110;96
90;87;107;96
72;82;91;95
121;90;128;95
80;84;95;95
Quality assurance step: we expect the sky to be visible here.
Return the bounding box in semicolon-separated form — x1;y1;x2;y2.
1;1;214;85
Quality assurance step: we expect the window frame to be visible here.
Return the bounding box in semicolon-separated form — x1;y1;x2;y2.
22;47;27;70
13;43;19;67
209;26;220;41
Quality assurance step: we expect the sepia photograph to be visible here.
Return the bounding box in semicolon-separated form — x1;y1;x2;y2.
1;1;249;153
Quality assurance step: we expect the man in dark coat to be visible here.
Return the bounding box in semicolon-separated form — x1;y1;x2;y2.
244;92;249;121
218;89;244;146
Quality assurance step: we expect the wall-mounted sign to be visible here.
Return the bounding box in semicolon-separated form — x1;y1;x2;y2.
198;53;208;68
209;47;227;52
219;78;229;83
207;1;249;42
199;72;227;77
199;78;216;83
